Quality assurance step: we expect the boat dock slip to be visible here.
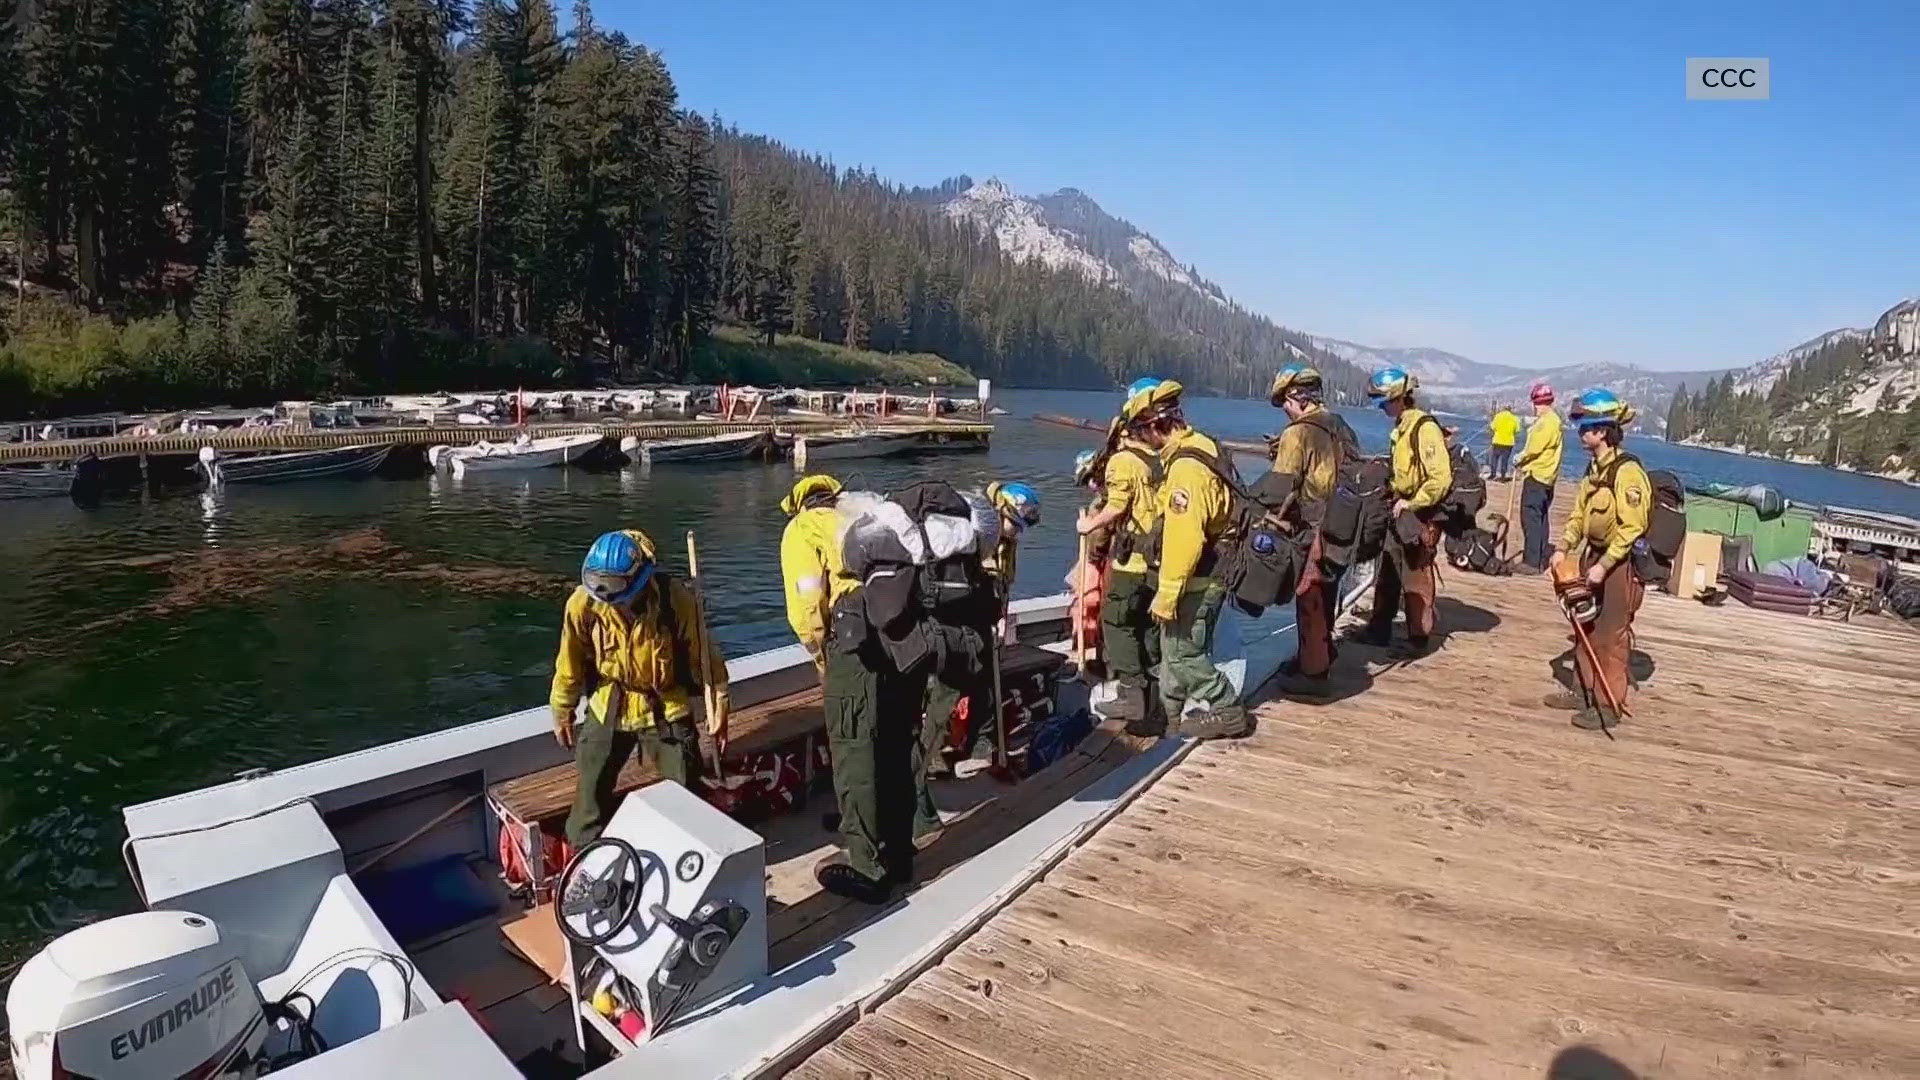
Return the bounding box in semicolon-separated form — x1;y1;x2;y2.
0;418;992;465
795;571;1920;1078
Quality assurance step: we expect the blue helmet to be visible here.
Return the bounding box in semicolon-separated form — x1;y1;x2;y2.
1072;449;1100;485
1570;388;1635;431
1366;367;1418;409
1124;377;1163;400
988;481;1043;531
581;530;654;605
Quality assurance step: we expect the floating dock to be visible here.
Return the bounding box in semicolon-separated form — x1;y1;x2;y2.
0;418;993;466
796;498;1920;1078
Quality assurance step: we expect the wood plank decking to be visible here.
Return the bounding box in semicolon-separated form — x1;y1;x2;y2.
794;565;1920;1078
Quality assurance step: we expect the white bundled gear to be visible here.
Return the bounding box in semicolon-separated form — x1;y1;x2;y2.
830;481;998;676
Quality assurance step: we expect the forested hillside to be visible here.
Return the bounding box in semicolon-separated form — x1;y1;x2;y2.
1665;300;1920;479
0;0;1314;416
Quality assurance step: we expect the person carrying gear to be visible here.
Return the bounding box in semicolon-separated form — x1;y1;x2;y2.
1357;367;1451;656
1265;363;1359;694
1488;404;1521;481
551;529;730;846
910;480;1037;838
1076;402;1165;733
780;474;853;669
1548;389;1648;731
1128;379;1249;739
1511;382;1564;572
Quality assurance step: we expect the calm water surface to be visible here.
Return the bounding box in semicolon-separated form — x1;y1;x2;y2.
0;387;1914;967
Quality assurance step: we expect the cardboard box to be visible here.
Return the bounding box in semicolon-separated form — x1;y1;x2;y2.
1667;531;1723;599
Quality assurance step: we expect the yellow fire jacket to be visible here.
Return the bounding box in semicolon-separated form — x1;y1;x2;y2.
1562;445;1652;569
1151;426;1230;613
780;506;855;655
1389;408;1453;511
1101;440;1159;575
549;576;729;731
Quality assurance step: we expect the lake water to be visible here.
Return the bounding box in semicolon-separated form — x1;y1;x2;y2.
0;386;1914;968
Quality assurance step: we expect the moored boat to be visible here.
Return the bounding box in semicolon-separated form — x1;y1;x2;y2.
0;464;77;499
21;574;1365;1078
787;428;923;465
637;429;770;463
200;442;395;486
435;432;608;476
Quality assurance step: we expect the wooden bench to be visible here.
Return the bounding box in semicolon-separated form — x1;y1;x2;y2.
488;684;828;828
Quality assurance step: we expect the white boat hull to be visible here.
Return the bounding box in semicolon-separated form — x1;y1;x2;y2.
790;431;923;464
447;433;605;475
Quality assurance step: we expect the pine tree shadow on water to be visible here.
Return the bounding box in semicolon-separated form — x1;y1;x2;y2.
1547;1045;1640;1080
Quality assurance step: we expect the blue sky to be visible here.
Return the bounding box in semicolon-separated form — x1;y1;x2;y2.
603;0;1917;372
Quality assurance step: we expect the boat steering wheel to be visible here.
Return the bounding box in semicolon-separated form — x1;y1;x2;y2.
555;838;645;947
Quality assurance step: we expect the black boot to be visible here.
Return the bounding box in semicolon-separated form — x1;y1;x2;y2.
815;857;893;904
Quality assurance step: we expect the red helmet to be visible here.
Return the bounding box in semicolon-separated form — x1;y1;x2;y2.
1530;382;1555;405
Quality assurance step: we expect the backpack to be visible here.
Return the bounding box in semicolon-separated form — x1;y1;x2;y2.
1600;453;1686;584
1412;415;1481;539
1444;523;1513;576
1317;455;1393;572
844;481;994;676
1155;441;1307;616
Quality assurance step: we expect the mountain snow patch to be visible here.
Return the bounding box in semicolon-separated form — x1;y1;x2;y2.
943;179;1118;285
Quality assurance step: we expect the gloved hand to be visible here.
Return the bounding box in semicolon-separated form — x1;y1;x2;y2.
705;690;731;740
1149;592;1179;623
1586;561;1608;588
551;705;575;749
1548;548;1567;570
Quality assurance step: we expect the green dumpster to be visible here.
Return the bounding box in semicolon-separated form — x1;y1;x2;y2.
1685;494;1816;569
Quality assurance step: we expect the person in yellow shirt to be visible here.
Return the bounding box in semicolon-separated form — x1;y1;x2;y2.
1511;382;1564;571
1488;405;1520;480
1076;405;1164;733
1357;367;1451;655
1126;378;1248;739
778;474;853;665
1265;363;1358;692
551;529;729;846
1549;389;1649;731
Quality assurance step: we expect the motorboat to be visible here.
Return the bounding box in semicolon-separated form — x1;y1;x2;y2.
15;572;1368;1078
636;429;771;464
0;464;78;499
786;429;924;466
199;443;395;486
434;433;608;476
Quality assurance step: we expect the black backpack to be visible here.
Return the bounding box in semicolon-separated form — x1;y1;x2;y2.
1599;453;1686;583
1412;415;1482;538
1150;440;1303;614
1318;455;1393;572
1444;524;1513;576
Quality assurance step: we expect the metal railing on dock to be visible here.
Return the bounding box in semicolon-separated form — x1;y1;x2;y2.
0;418;994;465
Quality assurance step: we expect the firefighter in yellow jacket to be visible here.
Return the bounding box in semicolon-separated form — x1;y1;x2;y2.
779;474;853;666
552;529;730;846
1549;389;1649;731
1266;363;1357;694
1358;367;1451;654
1076;409;1163;733
1127;378;1248;739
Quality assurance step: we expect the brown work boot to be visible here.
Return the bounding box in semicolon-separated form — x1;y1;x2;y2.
1179;703;1252;740
1571;704;1624;731
1541;690;1584;711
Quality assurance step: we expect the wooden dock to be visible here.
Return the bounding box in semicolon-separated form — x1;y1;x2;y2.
0;417;993;465
795;548;1920;1077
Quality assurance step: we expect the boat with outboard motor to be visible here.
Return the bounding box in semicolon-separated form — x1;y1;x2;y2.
11;568;1370;1079
198;442;396;486
431;432;609;476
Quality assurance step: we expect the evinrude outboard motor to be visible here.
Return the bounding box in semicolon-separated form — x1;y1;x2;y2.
555;782;766;1045
9;911;268;1079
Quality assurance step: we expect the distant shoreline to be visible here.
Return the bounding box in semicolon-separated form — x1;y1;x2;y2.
1675;435;1918;487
